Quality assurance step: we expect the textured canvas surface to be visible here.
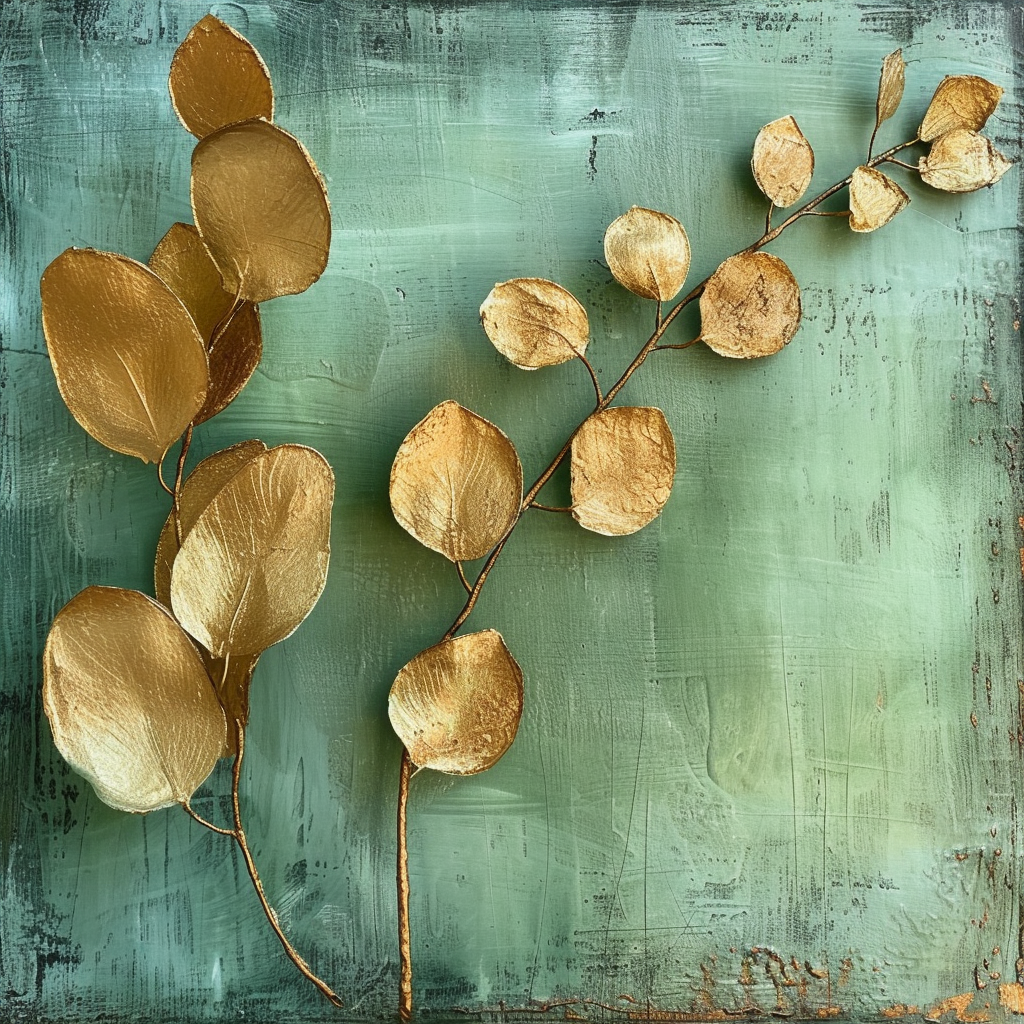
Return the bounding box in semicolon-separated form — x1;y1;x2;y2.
1;2;1021;1020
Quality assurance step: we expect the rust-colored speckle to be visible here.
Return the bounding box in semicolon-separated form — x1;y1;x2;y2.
925;992;989;1022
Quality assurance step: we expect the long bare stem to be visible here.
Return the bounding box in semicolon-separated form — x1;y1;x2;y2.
397;747;414;1021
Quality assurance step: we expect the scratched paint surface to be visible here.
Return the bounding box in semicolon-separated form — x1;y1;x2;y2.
1;1;1021;1020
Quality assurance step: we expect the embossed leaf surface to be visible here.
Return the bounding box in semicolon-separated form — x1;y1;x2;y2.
480;278;589;368
919;75;1003;142
570;407;676;536
699;251;801;359
191;119;331;303
43;587;226;813
603;206;692;301
390;401;523;561
171;444;334;657
919;129;1012;193
169;14;274;139
751;115;814;208
41;248;208;464
874;49;905;130
389;630;524;775
849;166;909;232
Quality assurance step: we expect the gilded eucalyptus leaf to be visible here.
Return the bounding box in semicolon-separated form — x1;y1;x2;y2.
43;587;226;813
699;251;801;359
388;630;524;775
40;248;208;464
197;303;263;424
919;75;1003;142
390;401;523;561
603;206;691;302
570;407;676;536
874;50;906;132
919;129;1011;193
169;14;274;140
751;115;814;208
191;119;331;303
170;444;335;657
480;278;589;368
848;165;909;232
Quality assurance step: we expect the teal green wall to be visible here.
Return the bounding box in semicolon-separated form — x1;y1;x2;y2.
1;2;1021;1020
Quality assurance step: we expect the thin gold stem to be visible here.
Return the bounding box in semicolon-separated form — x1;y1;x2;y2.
156;457;174;497
654;336;702;352
171;424;193;548
579;352;604;406
884;156;918;170
529;502;573;513
765;200;774;235
456;561;472;594
397;747;414;1022
655;301;663;331
868;123;880;163
181;801;235;837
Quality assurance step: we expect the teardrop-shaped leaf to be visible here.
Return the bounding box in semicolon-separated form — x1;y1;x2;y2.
390;401;523;561
389;630;524;775
751;115;814;208
699;251;801;359
169;14;274;139
874;49;906;131
919;129;1012;193
43;587;226;813
603;206;692;301
919;75;1004;143
191;119;331;303
570;407;676;536
196;302;263;424
170;444;335;657
480;278;589;369
849;166;910;232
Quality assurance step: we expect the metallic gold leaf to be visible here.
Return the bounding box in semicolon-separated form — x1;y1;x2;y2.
480;278;589;369
848;165;910;233
170;444;335;657
191;119;331;303
699;251;801;359
875;49;905;131
919;129;1012;193
388;630;524;775
603;206;692;302
196;303;263;424
390;401;523;562
168;15;274;140
43;587;226;813
751;115;814;208
919;75;1003;143
40;248;208;464
570;407;676;536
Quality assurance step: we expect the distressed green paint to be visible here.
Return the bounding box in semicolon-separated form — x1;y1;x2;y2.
1;1;1021;1019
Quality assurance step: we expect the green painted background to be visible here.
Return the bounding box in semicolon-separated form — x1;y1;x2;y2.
2;1;1022;1020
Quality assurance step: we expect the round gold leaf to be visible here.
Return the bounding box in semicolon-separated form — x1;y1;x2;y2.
570;407;676;537
849;165;910;233
875;49;906;130
170;444;335;657
191;119;331;303
169;14;274;140
154;439;269;608
480;278;589;369
388;630;524;775
919;129;1012;193
919;75;1004;143
43;587;226;813
390;401;523;562
40;248;208;464
699;251;801;359
751;115;814;208
603;206;692;302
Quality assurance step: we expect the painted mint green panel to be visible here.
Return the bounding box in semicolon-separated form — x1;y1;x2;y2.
1;1;1021;1020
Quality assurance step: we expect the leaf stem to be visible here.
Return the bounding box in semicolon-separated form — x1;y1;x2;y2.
181;800;234;837
579;352;604;406
456;561;472;594
529;502;573;513
397;747;414;1022
171;424;193;548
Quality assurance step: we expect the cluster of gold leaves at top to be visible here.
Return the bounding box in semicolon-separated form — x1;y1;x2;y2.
385;55;1011;1020
39;16;342;1007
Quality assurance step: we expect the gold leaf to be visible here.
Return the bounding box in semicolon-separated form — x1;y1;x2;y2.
388;630;524;775
919;129;1012;193
40;248;208;464
570;407;676;536
751;115;814;208
603;206;692;301
479;278;589;369
699;251;801;359
390;401;523;562
919;75;1004;143
168;15;274;140
191;119;331;303
196;302;263;424
170;444;335;657
874;49;906;131
43;587;226;812
849;166;910;232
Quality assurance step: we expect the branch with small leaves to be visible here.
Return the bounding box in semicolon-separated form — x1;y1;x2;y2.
384;53;1011;1020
